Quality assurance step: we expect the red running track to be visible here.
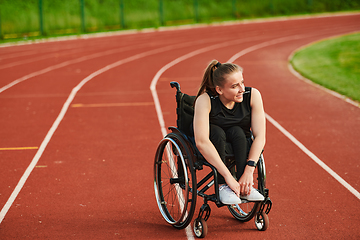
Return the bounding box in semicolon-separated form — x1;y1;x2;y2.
0;13;359;239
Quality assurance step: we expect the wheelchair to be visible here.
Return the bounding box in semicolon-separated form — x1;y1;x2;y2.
154;82;272;238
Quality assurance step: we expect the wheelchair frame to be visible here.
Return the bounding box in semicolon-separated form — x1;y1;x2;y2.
154;82;272;238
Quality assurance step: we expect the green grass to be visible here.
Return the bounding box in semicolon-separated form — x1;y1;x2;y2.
290;32;360;103
1;0;359;40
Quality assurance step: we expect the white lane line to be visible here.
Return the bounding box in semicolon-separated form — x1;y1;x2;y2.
266;114;360;199
227;35;305;63
0;50;38;61
227;38;360;200
0;45;140;93
0;48;81;70
0;42;192;224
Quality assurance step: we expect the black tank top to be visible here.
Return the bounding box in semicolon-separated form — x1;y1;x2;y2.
207;87;252;138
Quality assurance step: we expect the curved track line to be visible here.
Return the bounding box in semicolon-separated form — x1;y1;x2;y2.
0;45;147;93
0;43;198;224
227;35;305;63
227;37;360;200
0;42;173;93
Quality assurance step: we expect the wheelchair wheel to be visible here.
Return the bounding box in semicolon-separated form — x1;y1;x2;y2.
193;218;208;238
227;155;265;222
255;212;269;231
154;133;197;229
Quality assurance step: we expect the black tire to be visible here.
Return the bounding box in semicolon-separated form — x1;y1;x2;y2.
154;133;197;229
227;155;265;222
193;218;208;238
255;212;269;231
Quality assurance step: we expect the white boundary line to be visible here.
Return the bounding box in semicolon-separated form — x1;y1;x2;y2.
0;43;188;224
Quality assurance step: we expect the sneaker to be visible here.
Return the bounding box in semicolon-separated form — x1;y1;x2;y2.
219;185;242;205
240;187;264;202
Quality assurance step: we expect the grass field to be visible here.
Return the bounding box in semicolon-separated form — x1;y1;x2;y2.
0;0;359;39
290;32;360;103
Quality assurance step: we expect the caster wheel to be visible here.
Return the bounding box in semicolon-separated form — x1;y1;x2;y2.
255;212;269;231
193;218;208;238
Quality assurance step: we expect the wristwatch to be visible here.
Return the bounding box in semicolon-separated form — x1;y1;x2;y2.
246;160;257;167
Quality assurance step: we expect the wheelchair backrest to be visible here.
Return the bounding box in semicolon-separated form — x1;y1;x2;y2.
171;82;195;137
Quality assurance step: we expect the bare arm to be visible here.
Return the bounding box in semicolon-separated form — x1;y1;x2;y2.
193;93;240;196
238;88;266;195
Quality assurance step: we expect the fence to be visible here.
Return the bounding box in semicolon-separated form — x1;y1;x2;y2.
0;0;359;40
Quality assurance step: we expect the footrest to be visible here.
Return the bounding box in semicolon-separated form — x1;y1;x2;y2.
197;203;211;221
258;188;272;215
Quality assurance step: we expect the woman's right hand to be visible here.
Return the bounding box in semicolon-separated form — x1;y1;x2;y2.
225;175;240;197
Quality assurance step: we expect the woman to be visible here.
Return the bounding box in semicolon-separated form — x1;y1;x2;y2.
193;60;266;205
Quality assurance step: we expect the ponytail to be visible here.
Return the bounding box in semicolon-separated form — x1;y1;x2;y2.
195;60;218;101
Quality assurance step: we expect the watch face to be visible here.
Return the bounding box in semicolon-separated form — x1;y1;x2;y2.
247;161;256;167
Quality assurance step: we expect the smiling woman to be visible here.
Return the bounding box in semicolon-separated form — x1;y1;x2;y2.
290;32;360;103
